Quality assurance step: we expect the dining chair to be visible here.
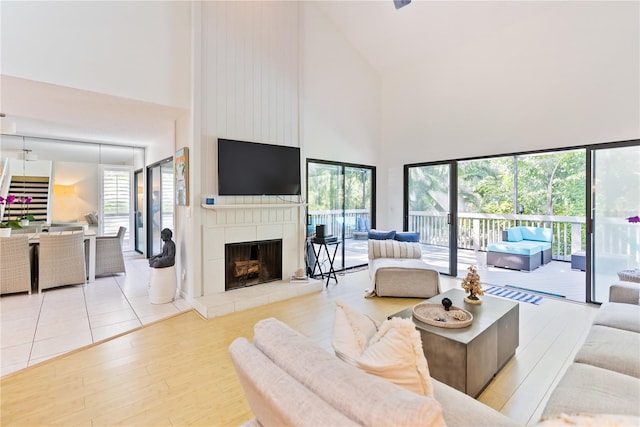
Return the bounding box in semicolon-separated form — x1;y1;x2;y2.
0;235;33;295
38;231;86;292
12;226;39;234
95;226;126;276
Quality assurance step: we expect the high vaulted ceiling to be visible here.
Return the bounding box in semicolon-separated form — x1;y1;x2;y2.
1;1;635;150
315;1;630;75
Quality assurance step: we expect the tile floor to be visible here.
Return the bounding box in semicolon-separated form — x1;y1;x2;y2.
0;252;191;377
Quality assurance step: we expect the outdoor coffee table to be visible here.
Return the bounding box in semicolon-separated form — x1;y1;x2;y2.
390;288;519;397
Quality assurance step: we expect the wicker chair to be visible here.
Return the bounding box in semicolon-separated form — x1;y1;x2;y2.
38;231;86;292
12;226;39;234
0;235;34;295
95;226;126;276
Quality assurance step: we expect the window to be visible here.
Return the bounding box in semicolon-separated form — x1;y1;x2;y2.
101;166;133;250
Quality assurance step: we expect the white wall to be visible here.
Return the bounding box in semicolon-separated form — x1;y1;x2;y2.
301;4;381;166
378;1;640;230
1;1;191;109
51;161;98;223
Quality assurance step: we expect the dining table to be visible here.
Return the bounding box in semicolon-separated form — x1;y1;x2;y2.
26;230;97;282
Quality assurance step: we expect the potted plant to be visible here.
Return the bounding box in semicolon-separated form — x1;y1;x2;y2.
18;196;34;226
0;194;23;236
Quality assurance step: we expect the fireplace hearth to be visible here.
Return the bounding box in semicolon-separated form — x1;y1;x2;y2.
225;239;283;291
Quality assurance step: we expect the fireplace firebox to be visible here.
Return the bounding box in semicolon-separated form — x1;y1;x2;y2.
225;239;282;291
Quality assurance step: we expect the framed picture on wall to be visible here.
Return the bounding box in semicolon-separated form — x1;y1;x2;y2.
175;147;189;206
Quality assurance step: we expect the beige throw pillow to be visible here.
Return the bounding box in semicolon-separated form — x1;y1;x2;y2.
332;300;434;396
332;299;380;365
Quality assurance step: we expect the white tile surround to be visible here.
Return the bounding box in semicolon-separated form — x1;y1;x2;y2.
195;200;322;318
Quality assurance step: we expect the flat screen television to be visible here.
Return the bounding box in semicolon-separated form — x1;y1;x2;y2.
218;138;301;196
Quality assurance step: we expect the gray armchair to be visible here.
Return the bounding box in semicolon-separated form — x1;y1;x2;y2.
95;226;126;276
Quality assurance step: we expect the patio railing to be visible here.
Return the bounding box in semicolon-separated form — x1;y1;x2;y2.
409;212;587;260
308;209;370;238
309;209;637;263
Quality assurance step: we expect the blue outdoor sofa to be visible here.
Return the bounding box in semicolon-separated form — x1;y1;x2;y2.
487;226;553;271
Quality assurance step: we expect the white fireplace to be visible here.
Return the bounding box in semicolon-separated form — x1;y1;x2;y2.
200;199;305;296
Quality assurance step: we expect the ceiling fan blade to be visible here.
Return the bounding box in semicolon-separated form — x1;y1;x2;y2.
393;0;411;9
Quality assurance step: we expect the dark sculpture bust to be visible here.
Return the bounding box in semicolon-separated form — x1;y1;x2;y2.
149;228;176;268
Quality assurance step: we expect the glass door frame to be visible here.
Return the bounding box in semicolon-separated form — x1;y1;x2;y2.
586;139;640;303
134;168;144;254
306;159;376;273
403;161;458;277
146;156;174;258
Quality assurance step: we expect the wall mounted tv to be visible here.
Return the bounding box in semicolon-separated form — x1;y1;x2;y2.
217;138;301;196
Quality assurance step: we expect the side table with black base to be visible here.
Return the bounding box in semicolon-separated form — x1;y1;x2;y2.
308;238;340;287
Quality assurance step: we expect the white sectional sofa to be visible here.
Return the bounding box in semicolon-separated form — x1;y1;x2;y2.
229;282;640;427
541;281;640;419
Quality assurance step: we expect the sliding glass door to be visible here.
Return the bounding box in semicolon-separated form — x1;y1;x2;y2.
307;160;375;272
590;143;640;303
134;169;144;254
147;157;174;257
405;162;455;275
406;149;591;302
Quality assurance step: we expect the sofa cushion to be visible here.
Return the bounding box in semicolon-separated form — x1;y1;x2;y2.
368;239;422;260
333;299;380;365
574;325;640;378
487;241;544;256
431;379;519;426
519;226;552;242
368;229;396;240
333;301;434;396
506;227;523;242
541;363;640;419
254;318;446;427
593;302;640;333
229;337;360;426
368;258;441;298
534;413;640;427
608;282;640;305
395;231;420;242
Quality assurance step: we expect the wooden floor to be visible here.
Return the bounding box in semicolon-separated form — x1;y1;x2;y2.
0;269;599;426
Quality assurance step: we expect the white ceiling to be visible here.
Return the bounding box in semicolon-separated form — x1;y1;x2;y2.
0;75;186;150
314;0;622;75
1;1;632;150
314;0;515;74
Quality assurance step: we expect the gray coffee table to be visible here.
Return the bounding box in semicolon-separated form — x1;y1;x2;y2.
390;288;519;397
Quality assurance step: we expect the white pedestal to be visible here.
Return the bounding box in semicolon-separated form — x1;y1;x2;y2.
148;265;177;304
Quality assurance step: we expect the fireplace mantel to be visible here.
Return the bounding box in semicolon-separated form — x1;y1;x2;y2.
201;203;304;210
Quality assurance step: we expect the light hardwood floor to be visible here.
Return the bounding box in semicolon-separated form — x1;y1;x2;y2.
0;269;599;426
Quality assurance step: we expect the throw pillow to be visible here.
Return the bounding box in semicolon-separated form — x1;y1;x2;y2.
395;231;420;242
368;229;396;240
507;227;523;242
332;301;434;397
332;299;380;365
358;317;434;397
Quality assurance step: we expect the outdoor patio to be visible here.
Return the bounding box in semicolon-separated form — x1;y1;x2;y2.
338;238;588;302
